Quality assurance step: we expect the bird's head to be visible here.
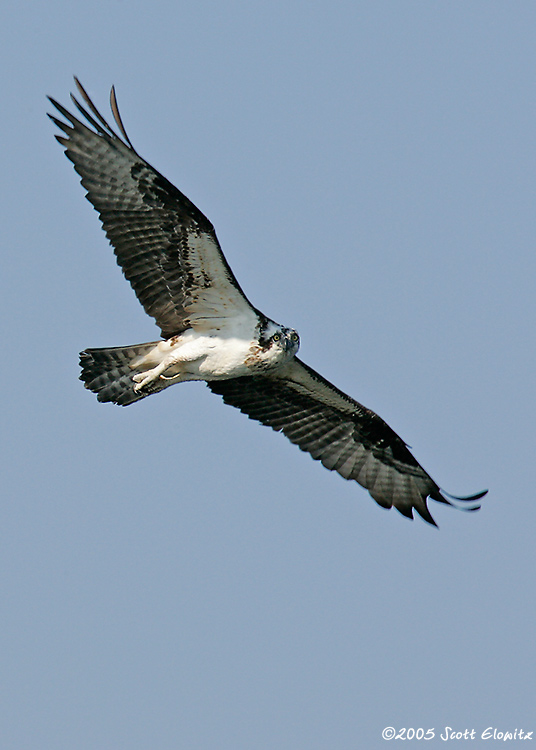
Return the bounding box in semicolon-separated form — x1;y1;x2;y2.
258;320;300;363
276;326;300;354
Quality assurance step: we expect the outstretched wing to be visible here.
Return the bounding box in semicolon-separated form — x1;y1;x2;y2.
48;79;257;338
208;358;486;526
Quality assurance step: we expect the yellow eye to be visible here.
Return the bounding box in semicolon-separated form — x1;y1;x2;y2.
273;333;281;341
291;332;299;342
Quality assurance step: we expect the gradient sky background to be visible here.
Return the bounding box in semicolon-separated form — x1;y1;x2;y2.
2;2;535;748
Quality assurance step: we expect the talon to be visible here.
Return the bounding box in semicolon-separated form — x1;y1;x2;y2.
159;372;182;382
133;374;153;391
133;362;182;391
133;367;161;390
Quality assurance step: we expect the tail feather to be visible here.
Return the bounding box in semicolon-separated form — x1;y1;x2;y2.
80;342;169;406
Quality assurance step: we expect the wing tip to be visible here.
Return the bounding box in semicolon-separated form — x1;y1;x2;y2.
422;486;486;526
444;488;488;502
48;77;135;152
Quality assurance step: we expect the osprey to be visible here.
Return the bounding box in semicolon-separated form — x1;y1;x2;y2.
49;80;486;526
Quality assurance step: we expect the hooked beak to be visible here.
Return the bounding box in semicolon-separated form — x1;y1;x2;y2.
283;335;299;353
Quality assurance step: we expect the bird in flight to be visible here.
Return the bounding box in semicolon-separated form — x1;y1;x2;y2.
48;79;486;526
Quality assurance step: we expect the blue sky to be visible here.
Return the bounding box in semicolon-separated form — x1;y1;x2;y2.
2;2;535;748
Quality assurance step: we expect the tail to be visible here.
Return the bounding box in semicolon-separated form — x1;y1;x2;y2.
80;342;171;406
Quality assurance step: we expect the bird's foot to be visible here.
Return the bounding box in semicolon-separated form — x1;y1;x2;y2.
133;364;167;391
133;360;183;391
